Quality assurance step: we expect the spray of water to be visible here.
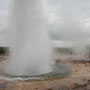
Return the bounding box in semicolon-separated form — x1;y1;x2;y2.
5;0;53;76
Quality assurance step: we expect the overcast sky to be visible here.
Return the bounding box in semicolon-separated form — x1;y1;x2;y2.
0;0;10;32
0;0;90;46
0;0;90;31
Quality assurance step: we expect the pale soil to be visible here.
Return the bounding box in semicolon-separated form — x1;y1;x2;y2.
0;60;90;90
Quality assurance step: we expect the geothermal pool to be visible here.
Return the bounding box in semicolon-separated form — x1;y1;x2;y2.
0;60;71;81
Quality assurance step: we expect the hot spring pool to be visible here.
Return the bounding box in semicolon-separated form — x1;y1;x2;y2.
0;65;71;81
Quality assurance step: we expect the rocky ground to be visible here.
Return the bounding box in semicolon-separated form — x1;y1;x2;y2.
0;60;90;90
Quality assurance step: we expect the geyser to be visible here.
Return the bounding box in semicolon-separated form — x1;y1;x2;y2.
5;0;53;76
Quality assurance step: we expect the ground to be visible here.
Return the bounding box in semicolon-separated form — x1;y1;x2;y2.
0;60;90;90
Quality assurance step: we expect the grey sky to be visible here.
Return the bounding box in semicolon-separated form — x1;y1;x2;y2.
0;0;10;32
0;0;90;46
0;0;90;30
0;0;9;10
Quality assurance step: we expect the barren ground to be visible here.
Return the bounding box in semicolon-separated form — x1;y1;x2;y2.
0;60;90;90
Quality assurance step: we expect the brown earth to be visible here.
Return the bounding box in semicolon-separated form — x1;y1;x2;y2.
0;60;90;90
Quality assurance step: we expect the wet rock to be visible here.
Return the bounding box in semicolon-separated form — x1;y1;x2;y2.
86;85;90;90
0;82;8;89
72;87;86;90
35;87;39;89
48;88;52;90
87;80;90;84
70;83;87;90
53;85;69;90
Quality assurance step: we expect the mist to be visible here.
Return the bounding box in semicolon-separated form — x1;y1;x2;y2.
42;0;90;60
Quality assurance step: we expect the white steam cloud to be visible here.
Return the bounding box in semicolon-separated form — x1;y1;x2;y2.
42;0;90;60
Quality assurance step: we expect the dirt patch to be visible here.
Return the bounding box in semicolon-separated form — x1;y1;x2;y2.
0;60;90;90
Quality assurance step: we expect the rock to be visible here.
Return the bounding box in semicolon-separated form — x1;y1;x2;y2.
86;85;90;90
53;85;69;90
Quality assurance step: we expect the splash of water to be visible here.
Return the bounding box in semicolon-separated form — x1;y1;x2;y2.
5;0;53;76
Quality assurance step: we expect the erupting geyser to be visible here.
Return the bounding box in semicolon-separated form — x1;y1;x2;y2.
5;0;53;76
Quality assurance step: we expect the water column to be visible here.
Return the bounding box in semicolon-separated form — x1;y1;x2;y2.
5;0;53;76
